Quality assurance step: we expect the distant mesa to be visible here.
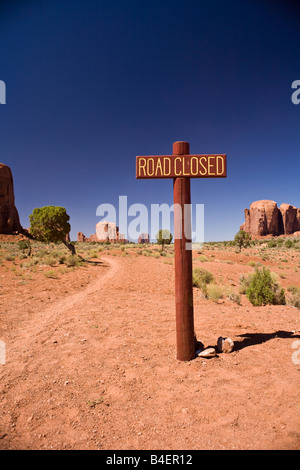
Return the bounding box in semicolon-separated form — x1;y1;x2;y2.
240;200;300;237
138;233;150;244
0;163;22;234
78;221;127;243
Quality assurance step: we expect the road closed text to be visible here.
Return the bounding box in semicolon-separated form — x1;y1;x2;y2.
136;154;226;179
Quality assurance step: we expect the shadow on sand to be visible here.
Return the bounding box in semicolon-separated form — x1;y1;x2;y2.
234;330;300;351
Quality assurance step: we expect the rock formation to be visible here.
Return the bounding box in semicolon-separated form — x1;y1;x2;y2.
77;221;126;243
240;200;300;237
77;232;86;242
138;233;150;244
0;163;22;234
96;221;118;242
279;204;299;235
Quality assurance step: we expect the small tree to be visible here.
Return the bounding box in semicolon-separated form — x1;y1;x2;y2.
156;229;173;251
234;229;252;252
29;206;76;255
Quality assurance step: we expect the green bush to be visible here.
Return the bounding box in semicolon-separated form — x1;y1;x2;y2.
285;240;293;249
246;267;286;306
193;268;214;296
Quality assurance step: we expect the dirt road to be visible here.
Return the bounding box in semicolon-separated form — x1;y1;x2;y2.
0;254;299;449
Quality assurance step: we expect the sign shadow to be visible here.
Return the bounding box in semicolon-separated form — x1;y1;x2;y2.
234;330;300;351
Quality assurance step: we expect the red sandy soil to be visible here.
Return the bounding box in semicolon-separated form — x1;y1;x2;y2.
0;246;299;450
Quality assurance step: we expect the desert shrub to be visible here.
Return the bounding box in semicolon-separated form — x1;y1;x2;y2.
239;273;252;294
87;249;99;259
44;270;58;279
4;254;15;261
287;292;300;309
247;260;257;267
198;255;209;262
40;255;57;266
58;266;68;275
21;257;39;268
227;289;241;305
246;267;286;306
36;249;50;258
64;255;84;267
267;240;277;248
287;285;300;295
18;240;30;252
193;268;214;296
206;283;223;302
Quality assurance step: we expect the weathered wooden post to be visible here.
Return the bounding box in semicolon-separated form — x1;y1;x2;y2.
173;141;195;360
136;142;226;361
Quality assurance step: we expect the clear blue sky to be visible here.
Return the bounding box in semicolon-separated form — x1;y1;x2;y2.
0;0;299;241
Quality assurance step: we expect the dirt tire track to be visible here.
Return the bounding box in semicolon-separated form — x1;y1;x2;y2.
23;256;118;339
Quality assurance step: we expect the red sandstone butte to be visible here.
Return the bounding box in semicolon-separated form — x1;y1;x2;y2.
279;203;299;235
240;200;300;237
0;163;22;234
138;233;150;243
77;221;126;243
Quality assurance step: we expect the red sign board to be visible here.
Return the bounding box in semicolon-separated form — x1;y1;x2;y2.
136;154;226;179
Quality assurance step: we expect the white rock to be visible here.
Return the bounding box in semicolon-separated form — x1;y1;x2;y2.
197;347;216;358
217;336;234;353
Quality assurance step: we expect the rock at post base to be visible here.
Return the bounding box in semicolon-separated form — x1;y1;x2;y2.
217;336;234;353
197;347;217;358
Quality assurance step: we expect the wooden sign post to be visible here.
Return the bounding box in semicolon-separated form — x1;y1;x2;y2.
136;142;227;361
